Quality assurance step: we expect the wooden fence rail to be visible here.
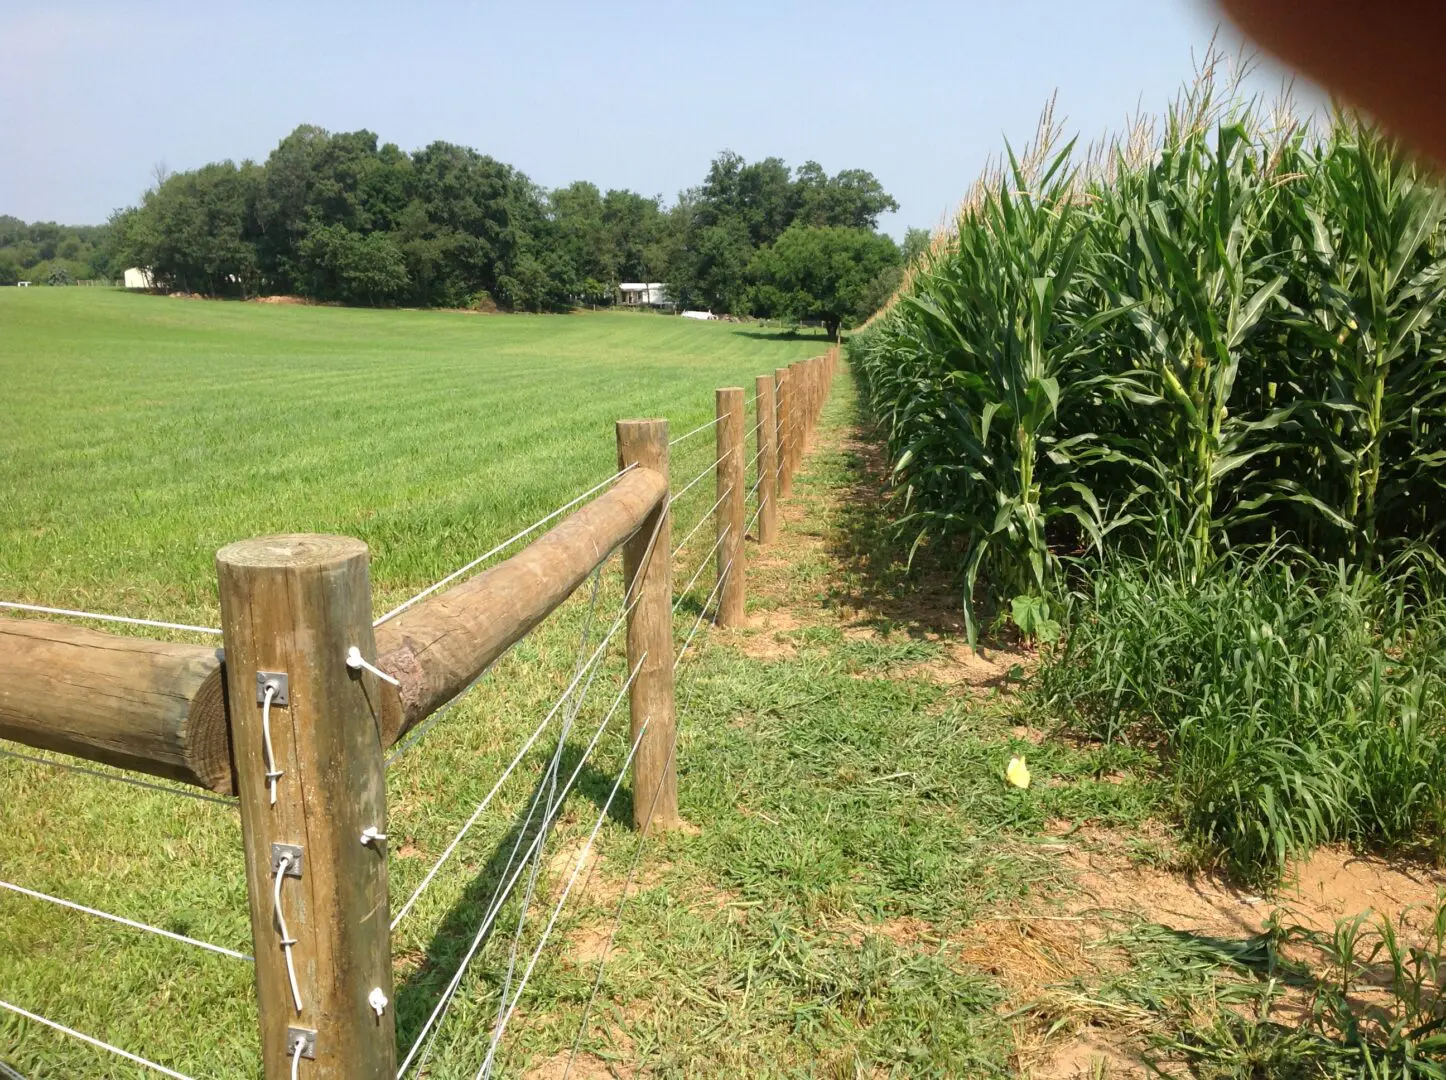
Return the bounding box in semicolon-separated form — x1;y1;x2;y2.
0;345;838;1077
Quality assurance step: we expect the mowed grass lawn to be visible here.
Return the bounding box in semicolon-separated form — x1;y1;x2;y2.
0;289;823;622
0;290;826;1077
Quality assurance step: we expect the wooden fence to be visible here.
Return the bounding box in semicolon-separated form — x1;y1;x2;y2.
0;347;838;1078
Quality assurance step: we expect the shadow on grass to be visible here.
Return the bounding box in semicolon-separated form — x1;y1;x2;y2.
392;734;632;1053
729;328;833;343
822;418;974;642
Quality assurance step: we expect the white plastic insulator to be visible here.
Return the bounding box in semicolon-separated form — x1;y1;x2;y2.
346;646;401;687
360;826;387;846
368;987;389;1017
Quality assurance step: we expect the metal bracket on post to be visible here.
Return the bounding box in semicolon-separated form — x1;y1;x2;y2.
287;1027;317;1060
256;671;289;705
271;843;304;878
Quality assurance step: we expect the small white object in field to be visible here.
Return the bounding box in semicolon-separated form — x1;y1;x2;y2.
680;309;717;320
1006;755;1031;789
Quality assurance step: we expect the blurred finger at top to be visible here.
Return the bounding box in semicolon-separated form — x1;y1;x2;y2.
1218;0;1446;166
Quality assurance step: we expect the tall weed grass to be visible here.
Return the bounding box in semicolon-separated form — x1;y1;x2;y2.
1031;554;1446;882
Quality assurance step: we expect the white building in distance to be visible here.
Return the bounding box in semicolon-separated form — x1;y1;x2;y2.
123;267;154;289
618;282;668;307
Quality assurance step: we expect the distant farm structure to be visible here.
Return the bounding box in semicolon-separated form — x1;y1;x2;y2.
618;282;669;307
123;267;153;289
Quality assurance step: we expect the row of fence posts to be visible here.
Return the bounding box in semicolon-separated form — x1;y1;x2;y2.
224;347;837;1077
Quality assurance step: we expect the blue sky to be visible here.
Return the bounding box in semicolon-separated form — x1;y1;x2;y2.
0;1;1314;235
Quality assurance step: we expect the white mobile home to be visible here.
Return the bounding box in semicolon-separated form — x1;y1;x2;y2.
618;282;668;307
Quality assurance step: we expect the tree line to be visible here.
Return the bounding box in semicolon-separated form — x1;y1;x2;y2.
70;125;929;335
0;217;115;285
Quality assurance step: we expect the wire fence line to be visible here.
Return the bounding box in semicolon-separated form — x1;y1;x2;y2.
400;640;621;1070
416;405;755;1071
0;880;251;962
0;998;195;1080
0;601;221;636
667;452;727;508
389;593;637;932
393;498;668;934
670;485;731;560
396;679;646;1076
406;497;680;1075
484;563;612;1057
560;500;738;1078
747;494;768;540
667;415;723;447
676;556;734;671
374;465;636;627
475;713;651;1079
560;667;690;1080
0;746;236;807
1;350;834;1076
674;525;731;616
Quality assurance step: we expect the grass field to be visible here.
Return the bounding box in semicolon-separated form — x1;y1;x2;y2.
0;291;826;1077
0;289;822;624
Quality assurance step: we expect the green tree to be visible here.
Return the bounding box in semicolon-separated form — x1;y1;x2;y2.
116;161;261;295
750;225;900;338
902;226;933;265
793;162;899;229
550;181;612;291
601;189;670;283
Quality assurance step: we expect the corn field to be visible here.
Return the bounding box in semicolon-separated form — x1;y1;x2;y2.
851;69;1446;639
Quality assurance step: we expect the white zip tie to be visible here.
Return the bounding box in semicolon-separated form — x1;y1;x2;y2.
261;682;282;807
0;600;221;636
273;856;303;1014
0;998;195;1079
0;880;251;961
373;466;635;627
347;646;400;687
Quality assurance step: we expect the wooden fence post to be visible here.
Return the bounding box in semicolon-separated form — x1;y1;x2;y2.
814;356;823;425
755;374;778;544
806;358;817;440
715;387;746;626
774;368;792;499
616;420;679;831
798;360;808;448
217;535;395;1080
788;363;802;480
